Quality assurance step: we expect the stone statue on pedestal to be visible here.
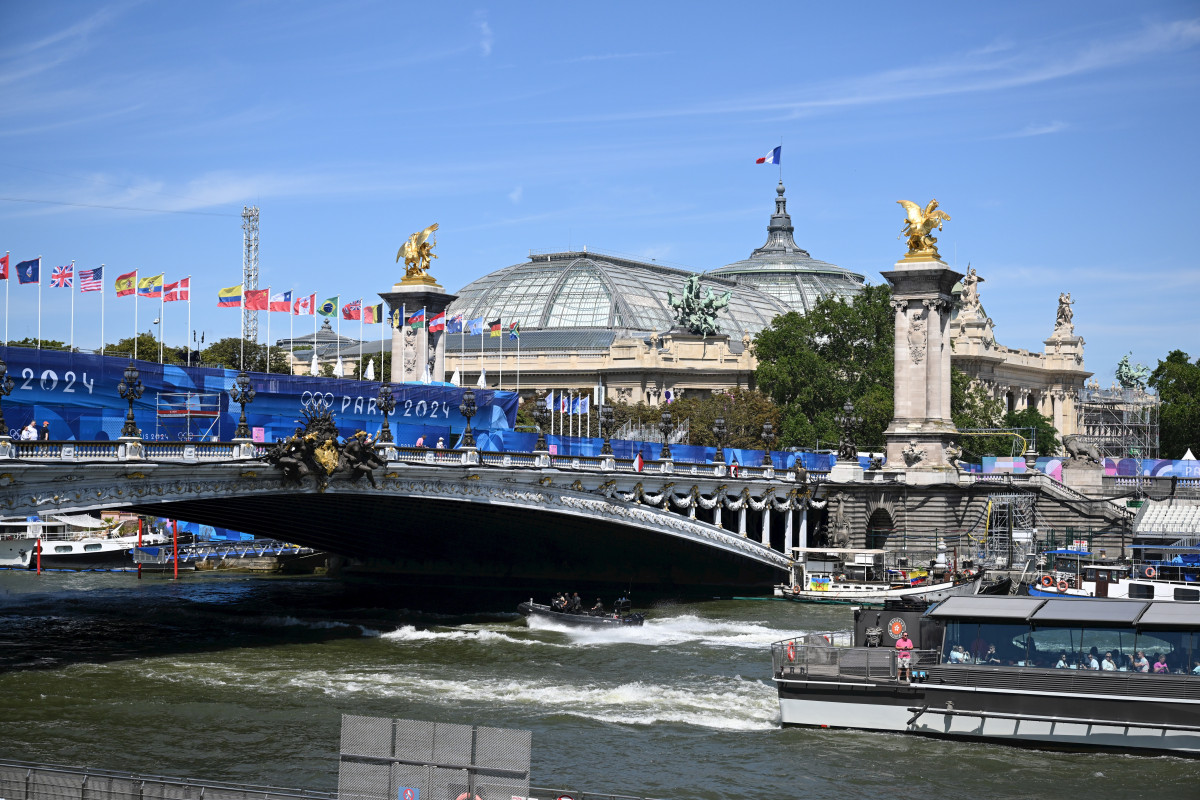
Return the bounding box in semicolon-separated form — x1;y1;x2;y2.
960;265;983;316
667;274;731;336
1054;292;1074;335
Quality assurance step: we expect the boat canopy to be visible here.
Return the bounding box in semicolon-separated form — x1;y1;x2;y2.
48;514;108;528
928;596;1200;627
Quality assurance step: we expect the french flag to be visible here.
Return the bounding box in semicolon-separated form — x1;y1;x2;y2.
755;146;781;165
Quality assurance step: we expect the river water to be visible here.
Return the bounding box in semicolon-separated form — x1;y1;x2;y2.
0;571;1195;799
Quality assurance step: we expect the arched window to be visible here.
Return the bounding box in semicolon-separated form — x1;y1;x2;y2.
867;508;894;550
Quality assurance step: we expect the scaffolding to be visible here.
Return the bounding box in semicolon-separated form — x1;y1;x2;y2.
975;493;1039;571
1076;384;1160;459
155;392;221;442
242;205;260;343
616;416;690;444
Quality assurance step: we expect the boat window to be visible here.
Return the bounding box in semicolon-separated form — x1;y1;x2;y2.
54;545;72;553
1129;583;1154;599
83;543;103;551
1174;588;1200;602
1135;630;1198;674
941;621;1030;665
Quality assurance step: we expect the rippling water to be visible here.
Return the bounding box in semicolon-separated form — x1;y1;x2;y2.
0;571;1196;799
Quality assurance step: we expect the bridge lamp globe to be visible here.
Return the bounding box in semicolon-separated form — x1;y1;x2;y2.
762;421;776;466
659;410;674;460
459;388;477;448
712;416;727;464
0;356;14;436
599;404;614;455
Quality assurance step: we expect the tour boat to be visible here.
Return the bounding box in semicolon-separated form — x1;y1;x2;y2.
772;595;1200;756
518;598;645;627
1024;548;1200;603
0;515;167;570
774;548;986;605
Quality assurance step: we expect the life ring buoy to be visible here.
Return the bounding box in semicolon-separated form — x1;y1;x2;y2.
786;641;796;662
1040;575;1054;588
1057;579;1069;593
792;584;802;594
1144;566;1157;579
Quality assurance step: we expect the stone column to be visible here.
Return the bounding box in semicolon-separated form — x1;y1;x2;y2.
783;508;793;558
379;281;458;384
738;506;747;537
761;505;771;547
881;257;962;483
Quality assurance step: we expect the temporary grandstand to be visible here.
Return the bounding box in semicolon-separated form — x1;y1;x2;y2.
1132;498;1200;542
1076;383;1160;459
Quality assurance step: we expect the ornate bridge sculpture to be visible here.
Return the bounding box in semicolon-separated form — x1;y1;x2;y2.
0;438;809;595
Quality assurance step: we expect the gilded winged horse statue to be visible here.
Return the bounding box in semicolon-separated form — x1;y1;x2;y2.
397;223;439;279
897;199;951;259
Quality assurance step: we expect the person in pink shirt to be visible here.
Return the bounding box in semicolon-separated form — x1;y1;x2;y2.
895;631;914;681
1152;653;1169;674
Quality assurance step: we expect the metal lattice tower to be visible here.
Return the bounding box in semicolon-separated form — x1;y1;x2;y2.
980;493;1039;570
1077;384;1160;459
241;205;260;342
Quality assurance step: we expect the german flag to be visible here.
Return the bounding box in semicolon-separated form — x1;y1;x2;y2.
488;318;501;337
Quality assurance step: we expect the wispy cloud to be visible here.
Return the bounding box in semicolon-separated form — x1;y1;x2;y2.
476;11;493;57
537;18;1200;124
998;121;1070;138
508;186;523;204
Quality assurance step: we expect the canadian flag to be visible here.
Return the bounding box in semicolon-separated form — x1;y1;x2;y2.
294;293;315;315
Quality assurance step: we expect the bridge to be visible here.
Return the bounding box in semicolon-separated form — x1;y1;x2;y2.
0;438;812;597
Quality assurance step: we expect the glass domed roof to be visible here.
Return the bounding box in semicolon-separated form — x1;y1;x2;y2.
448;249;791;337
706;182;865;313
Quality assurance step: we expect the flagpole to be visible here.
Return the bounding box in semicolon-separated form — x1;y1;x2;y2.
159;275;165;364
358;298;363;378
516;326;521;395
70;260;75;351
265;286;272;374
498;317;503;390
289;287;295;375
100;264;105;356
479;319;483;387
311;297;317;374
4;251;9;346
37;255;42;349
239;273;244;370
186;275;192;368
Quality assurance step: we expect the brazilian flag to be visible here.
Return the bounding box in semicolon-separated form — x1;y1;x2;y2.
318;296;339;317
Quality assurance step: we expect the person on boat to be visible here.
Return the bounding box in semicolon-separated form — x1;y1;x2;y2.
1192;659;1200;676
568;592;582;614
589;598;604;616
1152;653;1169;674
1130;651;1150;672
948;645;966;664
1086;648;1100;670
895;631;914;681
1055;652;1070;669
978;644;1001;665
1101;652;1117;671
551;593;566;612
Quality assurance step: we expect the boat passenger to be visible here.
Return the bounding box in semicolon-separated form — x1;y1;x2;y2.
895;631;914;681
1086;649;1100;670
1152;654;1169;674
1192;659;1200;676
1101;652;1117;671
978;644;1001;665
568;592;582;614
590;598;604;616
1054;652;1069;669
948;645;965;664
1131;651;1149;672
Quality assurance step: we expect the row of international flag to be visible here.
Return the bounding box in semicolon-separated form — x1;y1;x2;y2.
2;254;522;339
215;283;522;338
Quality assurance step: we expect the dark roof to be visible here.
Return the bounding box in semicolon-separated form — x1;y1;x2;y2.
446;328;617;353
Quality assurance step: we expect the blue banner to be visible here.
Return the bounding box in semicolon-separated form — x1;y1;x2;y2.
0;346;517;443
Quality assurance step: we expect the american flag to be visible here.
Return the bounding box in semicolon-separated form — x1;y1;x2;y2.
79;266;103;292
50;264;73;288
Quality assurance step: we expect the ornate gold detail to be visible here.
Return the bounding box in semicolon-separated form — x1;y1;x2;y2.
465;474;481;481
538;476;553;486
314;440;339;476
897;199;951;260
122;472;147;479
396;223;439;283
239;470;258;478
569;479;585;492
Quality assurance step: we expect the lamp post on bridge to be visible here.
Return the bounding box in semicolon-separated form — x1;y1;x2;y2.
599;404;614;455
117;361;144;439
459;387;477;448
713;416;727;465
834;399;861;463
761;421;776;467
0;357;15;456
376;383;396;443
659;409;674;461
533;391;550;452
230;370;256;441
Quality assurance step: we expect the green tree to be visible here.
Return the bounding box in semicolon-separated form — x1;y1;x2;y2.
7;337;71;351
199;337;290;373
1149;350;1200;459
605;388;780;448
950;367;1011;458
105;333;186;363
1002;407;1060;456
753;283;894;450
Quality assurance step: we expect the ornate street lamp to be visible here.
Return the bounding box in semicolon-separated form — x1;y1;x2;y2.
599;404;615;455
0;357;14;437
533;391;550;451
230;370;256;440
117;361;144;439
659;409;674;461
761;421;776;466
459;387;477;448
376;383;396;443
712;416;727;465
834;399;861;462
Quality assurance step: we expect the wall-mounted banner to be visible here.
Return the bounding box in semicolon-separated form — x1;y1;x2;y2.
0;346;517;443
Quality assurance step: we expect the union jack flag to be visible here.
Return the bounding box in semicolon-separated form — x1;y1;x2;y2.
79;266;103;292
50;264;73;288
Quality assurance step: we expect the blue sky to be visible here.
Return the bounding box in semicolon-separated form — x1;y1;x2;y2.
2;1;1197;384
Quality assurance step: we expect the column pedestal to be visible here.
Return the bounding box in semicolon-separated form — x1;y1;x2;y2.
880;256;962;482
380;278;458;384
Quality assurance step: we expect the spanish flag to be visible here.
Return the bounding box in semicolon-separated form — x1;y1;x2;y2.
217;285;242;307
137;273;164;298
115;270;137;297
